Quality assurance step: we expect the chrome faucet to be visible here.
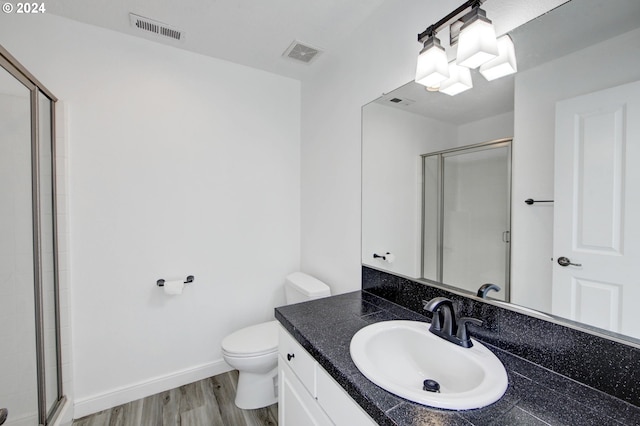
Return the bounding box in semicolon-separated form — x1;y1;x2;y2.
423;297;483;348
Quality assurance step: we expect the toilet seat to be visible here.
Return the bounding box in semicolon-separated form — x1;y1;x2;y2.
222;320;278;357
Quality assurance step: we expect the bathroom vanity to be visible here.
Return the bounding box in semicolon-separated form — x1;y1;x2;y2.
275;289;640;425
278;325;376;425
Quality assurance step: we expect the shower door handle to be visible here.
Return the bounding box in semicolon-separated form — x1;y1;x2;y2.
0;408;8;425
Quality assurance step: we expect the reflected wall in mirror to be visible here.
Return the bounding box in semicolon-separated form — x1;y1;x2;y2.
362;0;640;344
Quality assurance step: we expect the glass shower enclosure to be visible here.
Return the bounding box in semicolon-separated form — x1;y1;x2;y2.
1;45;64;425
422;139;512;301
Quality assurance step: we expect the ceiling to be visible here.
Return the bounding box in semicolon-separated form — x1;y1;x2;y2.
45;0;387;81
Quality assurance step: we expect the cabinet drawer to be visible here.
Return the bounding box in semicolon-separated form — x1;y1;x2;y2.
278;325;317;396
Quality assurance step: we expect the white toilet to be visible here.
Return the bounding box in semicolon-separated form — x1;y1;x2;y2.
221;272;331;409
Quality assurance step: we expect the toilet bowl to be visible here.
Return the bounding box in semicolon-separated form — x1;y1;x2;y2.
221;272;331;409
221;321;279;409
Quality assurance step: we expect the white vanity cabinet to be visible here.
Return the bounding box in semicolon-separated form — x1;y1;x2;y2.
278;325;377;426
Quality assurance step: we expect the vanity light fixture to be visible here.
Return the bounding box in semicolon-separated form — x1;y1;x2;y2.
415;30;450;88
479;35;517;80
439;61;473;96
456;5;499;69
415;0;514;95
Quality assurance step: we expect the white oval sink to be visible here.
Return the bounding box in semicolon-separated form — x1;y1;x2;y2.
350;320;508;410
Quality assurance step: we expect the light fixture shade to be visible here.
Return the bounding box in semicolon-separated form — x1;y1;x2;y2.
479;35;517;81
456;8;498;69
415;36;450;88
439;61;473;96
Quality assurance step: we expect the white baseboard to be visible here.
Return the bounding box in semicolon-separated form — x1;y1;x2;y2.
73;359;232;419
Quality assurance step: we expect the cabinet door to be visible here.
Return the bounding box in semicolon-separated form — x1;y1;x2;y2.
316;367;377;426
278;358;332;426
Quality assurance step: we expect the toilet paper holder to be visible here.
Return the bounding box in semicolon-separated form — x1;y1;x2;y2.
157;275;195;287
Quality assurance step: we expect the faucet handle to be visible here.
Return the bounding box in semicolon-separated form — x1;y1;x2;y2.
423;297;455;335
423;297;451;312
456;317;483;348
422;300;442;331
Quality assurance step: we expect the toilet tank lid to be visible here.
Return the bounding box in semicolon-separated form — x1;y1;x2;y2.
285;272;331;297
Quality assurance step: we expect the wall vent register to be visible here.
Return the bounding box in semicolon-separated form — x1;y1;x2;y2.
129;13;184;41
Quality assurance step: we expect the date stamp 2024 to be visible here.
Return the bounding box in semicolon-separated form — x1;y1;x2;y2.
3;2;46;14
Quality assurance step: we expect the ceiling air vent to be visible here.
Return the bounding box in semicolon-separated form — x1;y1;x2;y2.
387;97;415;107
283;40;323;64
129;13;184;42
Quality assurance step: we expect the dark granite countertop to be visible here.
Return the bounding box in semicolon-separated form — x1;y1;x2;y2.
275;291;640;426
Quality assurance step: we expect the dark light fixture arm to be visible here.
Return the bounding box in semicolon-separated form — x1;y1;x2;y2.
417;0;485;43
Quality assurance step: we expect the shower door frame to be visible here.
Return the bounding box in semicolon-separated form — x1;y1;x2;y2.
0;44;65;425
421;138;512;302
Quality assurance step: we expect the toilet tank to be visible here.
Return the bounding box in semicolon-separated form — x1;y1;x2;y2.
284;272;331;304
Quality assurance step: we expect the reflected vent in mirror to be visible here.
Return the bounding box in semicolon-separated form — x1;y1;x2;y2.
387;97;415;107
129;13;184;42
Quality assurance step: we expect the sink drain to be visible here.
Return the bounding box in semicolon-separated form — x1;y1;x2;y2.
423;379;440;393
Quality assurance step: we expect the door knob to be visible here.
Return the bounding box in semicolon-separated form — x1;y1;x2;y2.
557;256;582;267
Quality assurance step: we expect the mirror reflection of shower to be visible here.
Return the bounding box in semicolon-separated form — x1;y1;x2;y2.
422;139;511;301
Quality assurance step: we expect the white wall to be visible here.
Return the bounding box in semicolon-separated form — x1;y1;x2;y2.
0;13;301;418
361;103;455;277
300;0;567;295
511;27;640;311
457;111;514;146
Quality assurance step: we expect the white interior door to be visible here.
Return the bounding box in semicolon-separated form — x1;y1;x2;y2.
553;80;640;338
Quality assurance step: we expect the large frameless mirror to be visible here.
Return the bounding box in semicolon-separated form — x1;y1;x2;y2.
362;0;640;345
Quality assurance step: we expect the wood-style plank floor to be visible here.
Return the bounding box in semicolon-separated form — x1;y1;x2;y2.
73;371;278;426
